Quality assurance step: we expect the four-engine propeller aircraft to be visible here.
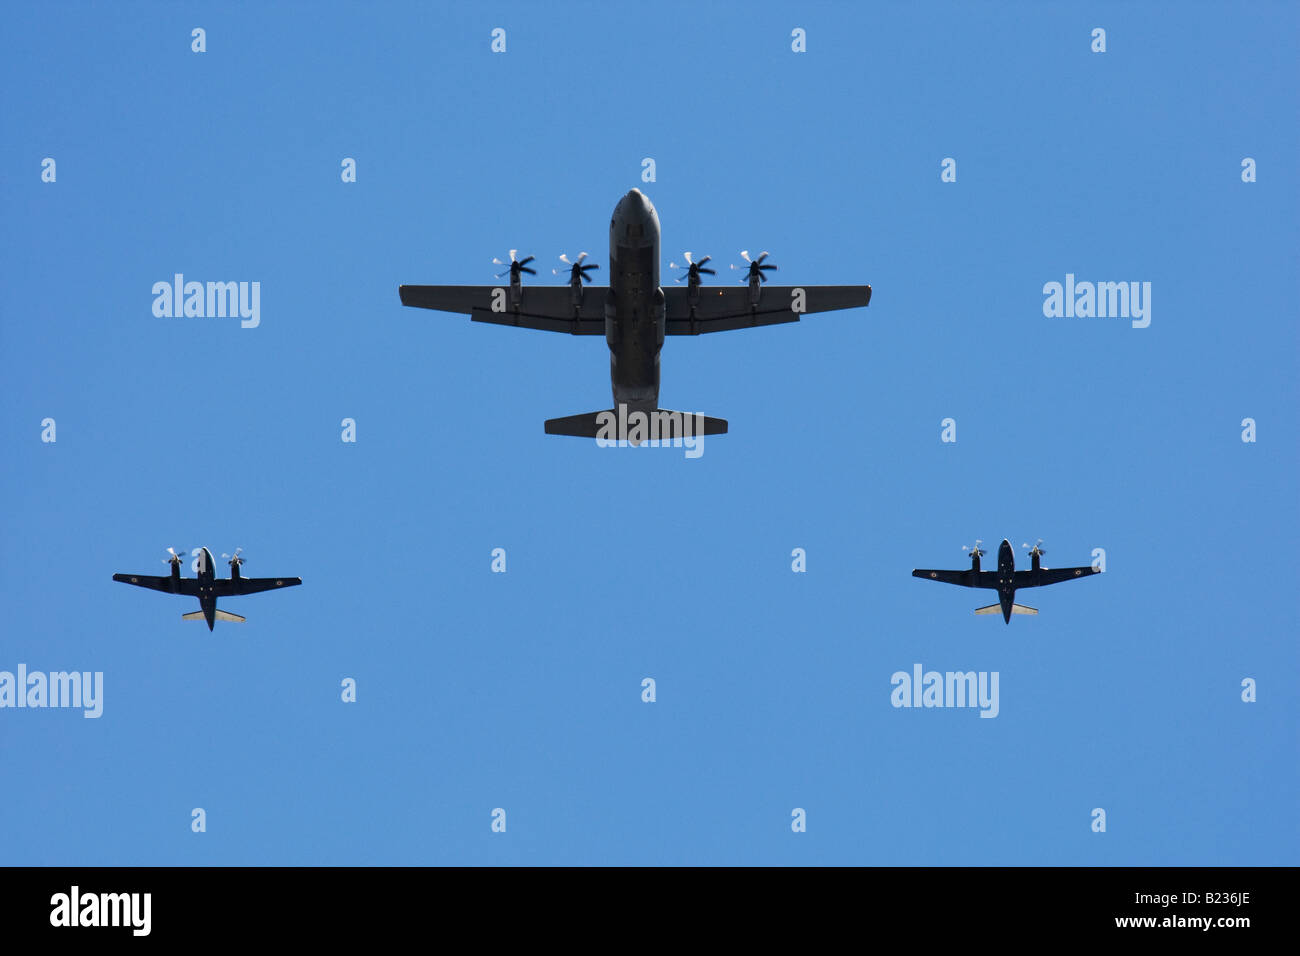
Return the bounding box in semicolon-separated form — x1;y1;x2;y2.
113;548;302;630
398;188;872;438
912;539;1100;623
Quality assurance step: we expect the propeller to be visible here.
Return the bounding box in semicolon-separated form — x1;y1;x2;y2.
162;547;185;566
1021;539;1046;557
492;249;536;280
669;251;716;284
222;548;245;567
552;252;599;283
730;249;778;283
962;539;986;559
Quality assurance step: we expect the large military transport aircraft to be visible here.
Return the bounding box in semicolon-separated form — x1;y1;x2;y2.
113;548;301;630
912;539;1100;623
398;188;872;437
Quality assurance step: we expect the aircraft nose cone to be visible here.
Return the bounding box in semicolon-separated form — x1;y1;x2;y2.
624;188;652;214
612;188;658;247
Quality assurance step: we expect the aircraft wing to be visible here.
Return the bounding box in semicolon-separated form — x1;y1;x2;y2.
113;573;196;595
912;569;998;588
1014;566;1100;588
217;577;303;596
664;285;870;334
399;285;605;334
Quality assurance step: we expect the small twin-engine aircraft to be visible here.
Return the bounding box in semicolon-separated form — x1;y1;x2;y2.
399;188;872;438
912;539;1100;623
113;548;301;630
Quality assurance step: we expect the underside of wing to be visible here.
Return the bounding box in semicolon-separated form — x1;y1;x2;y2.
912;568;996;588
112;573;196;595
399;285;498;314
469;307;603;335
1014;566;1100;588
664;284;870;334
218;577;303;596
400;284;606;334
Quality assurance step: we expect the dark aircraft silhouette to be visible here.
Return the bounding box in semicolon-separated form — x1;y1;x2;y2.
113;548;301;630
912;539;1100;623
398;188;872;437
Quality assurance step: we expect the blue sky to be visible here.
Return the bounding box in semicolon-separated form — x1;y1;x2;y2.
1;1;1295;865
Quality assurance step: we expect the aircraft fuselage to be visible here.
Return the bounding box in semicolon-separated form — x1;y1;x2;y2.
196;547;218;629
607;188;664;411
995;539;1017;623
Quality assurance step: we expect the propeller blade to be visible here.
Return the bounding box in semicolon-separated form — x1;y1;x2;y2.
740;250;751;262
754;252;769;265
520;266;536;275
696;256;711;267
518;256;534;267
699;267;715;275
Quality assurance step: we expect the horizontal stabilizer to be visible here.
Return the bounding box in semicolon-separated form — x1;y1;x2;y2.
182;609;246;623
975;603;1037;616
544;409;728;440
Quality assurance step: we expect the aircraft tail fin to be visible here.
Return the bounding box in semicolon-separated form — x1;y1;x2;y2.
974;604;1001;615
544;409;728;440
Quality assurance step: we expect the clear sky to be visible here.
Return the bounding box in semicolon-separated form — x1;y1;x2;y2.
1;2;1295;865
